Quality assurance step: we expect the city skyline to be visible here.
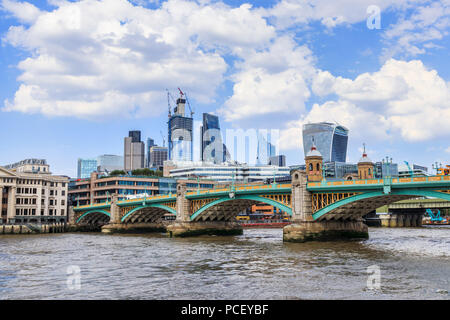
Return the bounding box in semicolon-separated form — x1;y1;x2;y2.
1;0;449;177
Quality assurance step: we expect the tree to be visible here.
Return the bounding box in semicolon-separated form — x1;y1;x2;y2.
109;170;126;176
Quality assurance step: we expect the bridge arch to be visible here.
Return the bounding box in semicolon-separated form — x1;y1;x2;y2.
76;209;111;224
190;194;292;221
121;204;176;223
312;189;450;221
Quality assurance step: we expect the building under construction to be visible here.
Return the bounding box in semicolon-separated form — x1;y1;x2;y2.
167;88;194;162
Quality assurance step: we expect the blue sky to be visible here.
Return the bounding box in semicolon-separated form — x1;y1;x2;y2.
1;0;449;177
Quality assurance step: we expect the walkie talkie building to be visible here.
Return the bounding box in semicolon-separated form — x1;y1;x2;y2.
302;122;349;163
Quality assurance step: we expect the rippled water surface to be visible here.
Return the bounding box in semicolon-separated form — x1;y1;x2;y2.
0;226;449;299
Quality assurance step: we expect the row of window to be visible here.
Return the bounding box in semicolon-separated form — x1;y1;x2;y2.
17;179;66;187
15;208;65;216
15;198;66;206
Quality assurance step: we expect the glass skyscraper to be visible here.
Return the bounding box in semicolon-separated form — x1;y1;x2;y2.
256;131;276;165
302;122;349;162
77;158;98;179
200;113;229;164
97;154;123;172
168;97;193;162
146;138;155;168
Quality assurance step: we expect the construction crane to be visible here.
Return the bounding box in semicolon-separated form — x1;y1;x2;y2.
425;209;443;222
404;161;414;177
178;87;194;117
185;92;194;118
160;130;166;147
166;89;178;118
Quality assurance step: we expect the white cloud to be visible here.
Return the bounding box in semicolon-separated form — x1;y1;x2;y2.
260;0;411;29
220;36;316;122
294;59;450;148
2;0;275;119
1;0;41;24
445;147;450;153
382;1;450;59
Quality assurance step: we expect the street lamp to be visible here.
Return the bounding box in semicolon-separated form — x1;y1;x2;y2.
432;162;442;175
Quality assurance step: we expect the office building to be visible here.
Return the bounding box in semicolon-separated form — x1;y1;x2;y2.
97;154;123;173
256;131;276;165
124;130;145;171
302;122;349;162
3;159;50;174
374;161;399;178
268;155;286;167
146;138;156;168
0;163;68;224
150;146;168;170
69;172;217;206
168;94;193;162
77;158;98;179
166;161;290;183
200;113;229;164
398;163;429;177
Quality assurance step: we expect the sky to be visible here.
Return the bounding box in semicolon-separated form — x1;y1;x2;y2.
0;0;449;177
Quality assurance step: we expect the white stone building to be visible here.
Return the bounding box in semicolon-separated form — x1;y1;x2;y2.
0;164;69;224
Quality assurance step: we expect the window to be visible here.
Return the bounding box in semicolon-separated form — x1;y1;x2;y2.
316;163;320;171
309;163;313;171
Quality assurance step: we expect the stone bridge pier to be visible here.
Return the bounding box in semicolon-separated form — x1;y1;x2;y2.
283;170;369;242
166;182;243;237
380;213;423;228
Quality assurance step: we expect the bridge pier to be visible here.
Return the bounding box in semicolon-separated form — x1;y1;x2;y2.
166;182;243;237
283;170;369;242
101;194;122;233
167;221;243;237
379;213;423;228
102;222;166;234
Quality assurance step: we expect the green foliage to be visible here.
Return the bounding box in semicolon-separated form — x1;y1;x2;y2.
131;168;163;177
109;170;127;176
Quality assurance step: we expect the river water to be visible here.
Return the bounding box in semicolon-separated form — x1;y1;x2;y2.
0;226;449;300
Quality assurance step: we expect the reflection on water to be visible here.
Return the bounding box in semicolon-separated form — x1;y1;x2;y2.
0;227;449;300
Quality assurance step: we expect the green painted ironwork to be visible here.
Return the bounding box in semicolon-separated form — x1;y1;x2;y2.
190;194;293;221
121;204;177;222
76;209;111;223
312;189;450;221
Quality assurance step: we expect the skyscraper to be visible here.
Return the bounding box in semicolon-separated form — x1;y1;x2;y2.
97;154;123;172
150;146;168;170
256;131;276;165
302;122;349;163
168;93;193;162
77;158;98;179
200;113;229;164
124;130;145;171
146;138;155;168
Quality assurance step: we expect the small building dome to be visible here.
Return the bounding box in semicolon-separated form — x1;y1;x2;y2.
358;153;373;163
306;143;322;158
358;144;373;164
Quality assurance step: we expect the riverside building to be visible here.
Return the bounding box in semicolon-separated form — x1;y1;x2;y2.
0;160;69;224
68;171;218;206
302;122;349;163
165;161;290;183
